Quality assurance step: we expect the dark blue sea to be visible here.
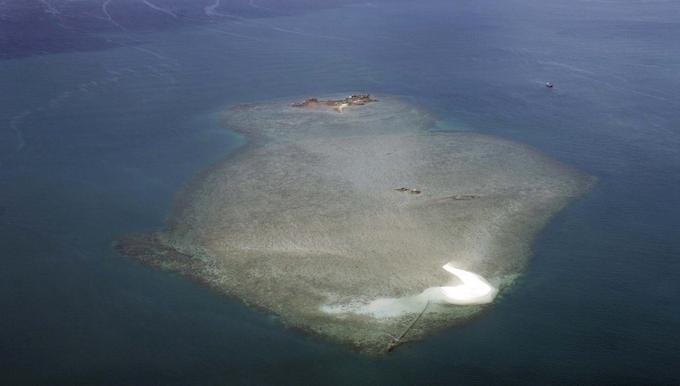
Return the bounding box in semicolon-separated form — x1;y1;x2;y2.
1;0;679;384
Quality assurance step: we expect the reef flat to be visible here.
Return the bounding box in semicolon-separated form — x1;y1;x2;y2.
117;95;593;354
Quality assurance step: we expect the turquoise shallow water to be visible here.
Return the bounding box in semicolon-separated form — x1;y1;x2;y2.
1;0;679;384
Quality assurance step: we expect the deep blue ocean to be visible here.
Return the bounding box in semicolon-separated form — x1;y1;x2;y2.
1;0;679;384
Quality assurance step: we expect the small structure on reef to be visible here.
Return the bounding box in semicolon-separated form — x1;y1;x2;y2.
394;187;422;194
292;94;377;112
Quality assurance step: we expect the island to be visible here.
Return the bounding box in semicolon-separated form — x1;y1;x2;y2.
291;94;377;112
116;94;593;354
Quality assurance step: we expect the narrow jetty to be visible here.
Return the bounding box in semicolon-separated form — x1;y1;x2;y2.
386;301;431;352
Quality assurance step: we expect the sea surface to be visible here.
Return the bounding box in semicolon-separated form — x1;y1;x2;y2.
1;0;679;384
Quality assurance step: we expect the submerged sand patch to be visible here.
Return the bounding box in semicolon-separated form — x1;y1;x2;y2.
117;95;593;354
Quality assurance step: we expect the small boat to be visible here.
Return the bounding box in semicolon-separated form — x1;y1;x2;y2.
545;82;554;88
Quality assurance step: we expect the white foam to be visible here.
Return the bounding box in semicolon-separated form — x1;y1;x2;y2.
140;0;177;19
248;0;273;12
40;0;60;15
10;110;30;153
204;0;222;17
102;0;125;31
